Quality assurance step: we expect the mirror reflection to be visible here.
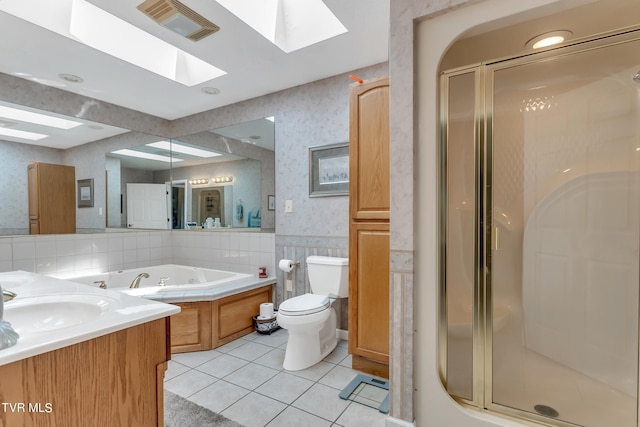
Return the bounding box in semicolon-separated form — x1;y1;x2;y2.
0;98;275;235
0;100;131;235
107;117;275;230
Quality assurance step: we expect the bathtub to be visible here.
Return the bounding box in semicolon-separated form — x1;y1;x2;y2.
68;264;276;354
68;264;260;301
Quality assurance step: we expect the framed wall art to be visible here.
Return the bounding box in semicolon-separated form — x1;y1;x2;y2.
309;142;349;197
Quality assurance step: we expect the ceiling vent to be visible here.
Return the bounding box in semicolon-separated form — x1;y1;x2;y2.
137;0;220;42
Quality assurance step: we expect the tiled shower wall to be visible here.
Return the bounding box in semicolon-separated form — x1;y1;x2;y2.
0;230;275;280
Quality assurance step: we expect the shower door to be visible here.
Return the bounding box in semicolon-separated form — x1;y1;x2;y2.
442;31;640;427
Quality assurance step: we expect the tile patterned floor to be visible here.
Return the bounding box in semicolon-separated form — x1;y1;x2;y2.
164;330;388;427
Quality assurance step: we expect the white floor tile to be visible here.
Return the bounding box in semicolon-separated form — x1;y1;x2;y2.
335;402;387;427
228;341;275;361
323;345;349;364
221;392;287;427
266;406;332;427
255;371;314;404
216;337;252;353
188;379;250;413
252;330;289;348
339;354;353;368
164;335;383;427
291;383;350;422
171;349;222;368
195;353;249;378
253;348;286;370
164;369;217;398
289;360;335;382
224;362;279;390
318;365;361;391
164;360;190;381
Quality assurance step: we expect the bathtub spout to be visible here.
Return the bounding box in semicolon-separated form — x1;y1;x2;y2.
129;273;150;289
2;290;16;302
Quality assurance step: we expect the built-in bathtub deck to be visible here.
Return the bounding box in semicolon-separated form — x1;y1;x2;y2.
69;265;276;354
121;275;276;304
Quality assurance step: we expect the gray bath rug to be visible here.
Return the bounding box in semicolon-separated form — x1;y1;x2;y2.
164;391;245;427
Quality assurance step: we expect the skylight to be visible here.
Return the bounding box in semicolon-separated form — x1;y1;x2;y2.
0;128;48;141
0;0;226;86
216;0;347;53
0;105;82;129
111;149;178;163
146;141;222;158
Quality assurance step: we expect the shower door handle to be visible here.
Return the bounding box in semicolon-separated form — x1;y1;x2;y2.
492;226;500;251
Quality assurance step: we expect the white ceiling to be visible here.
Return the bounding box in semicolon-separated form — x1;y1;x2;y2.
0;0;390;121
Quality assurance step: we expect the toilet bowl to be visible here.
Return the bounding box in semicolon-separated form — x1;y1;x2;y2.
277;256;348;371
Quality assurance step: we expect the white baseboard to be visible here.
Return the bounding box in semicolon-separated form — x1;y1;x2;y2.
337;329;348;341
385;416;415;427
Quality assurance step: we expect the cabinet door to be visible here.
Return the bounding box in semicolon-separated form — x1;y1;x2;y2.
171;301;212;353
349;76;390;221
348;221;390;364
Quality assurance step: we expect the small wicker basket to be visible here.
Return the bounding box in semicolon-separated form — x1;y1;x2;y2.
253;313;280;335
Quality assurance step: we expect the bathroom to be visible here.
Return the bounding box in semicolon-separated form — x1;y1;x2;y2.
0;65;389;427
2;0;640;426
0;1;390;425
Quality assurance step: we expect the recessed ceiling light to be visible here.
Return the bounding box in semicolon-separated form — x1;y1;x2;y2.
249;135;261;140
88;125;104;130
58;73;84;83
201;87;221;95
525;30;572;50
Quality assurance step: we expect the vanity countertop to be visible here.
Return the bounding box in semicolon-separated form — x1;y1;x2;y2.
0;270;180;366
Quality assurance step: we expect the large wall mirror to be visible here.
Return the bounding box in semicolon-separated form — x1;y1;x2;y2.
105;117;275;231
0;100;133;235
0;98;275;235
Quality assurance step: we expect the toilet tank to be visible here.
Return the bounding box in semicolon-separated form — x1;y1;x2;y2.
306;255;349;298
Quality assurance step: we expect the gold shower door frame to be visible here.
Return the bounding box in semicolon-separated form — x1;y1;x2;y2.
439;29;640;427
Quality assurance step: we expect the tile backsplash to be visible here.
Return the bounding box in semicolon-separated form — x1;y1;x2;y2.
0;230;275;280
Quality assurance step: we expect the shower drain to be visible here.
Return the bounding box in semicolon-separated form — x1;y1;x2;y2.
534;404;559;418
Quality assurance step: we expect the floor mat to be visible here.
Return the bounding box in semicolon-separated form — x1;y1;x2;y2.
339;373;390;413
164;391;245;427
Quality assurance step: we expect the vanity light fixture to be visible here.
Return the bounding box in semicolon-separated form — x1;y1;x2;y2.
525;30;572;50
189;178;209;185
212;176;233;183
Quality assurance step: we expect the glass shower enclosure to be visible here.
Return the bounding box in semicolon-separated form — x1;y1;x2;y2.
441;30;640;427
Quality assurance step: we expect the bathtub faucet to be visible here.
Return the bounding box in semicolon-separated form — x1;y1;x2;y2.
129;273;150;289
2;290;16;302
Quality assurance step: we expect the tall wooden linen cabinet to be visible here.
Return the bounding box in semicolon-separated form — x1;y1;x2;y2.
28;162;76;234
348;76;390;378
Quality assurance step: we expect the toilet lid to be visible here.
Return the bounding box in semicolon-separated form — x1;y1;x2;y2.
279;293;330;316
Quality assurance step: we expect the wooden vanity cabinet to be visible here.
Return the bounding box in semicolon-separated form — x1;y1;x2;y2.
170;284;273;353
0;318;171;427
28;162;76;234
348;76;390;378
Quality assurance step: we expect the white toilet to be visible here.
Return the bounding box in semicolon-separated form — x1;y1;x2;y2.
277;255;348;371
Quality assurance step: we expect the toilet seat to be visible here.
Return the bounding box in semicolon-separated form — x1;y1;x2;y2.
279;293;330;316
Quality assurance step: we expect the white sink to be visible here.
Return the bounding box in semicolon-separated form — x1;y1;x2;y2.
4;294;120;335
